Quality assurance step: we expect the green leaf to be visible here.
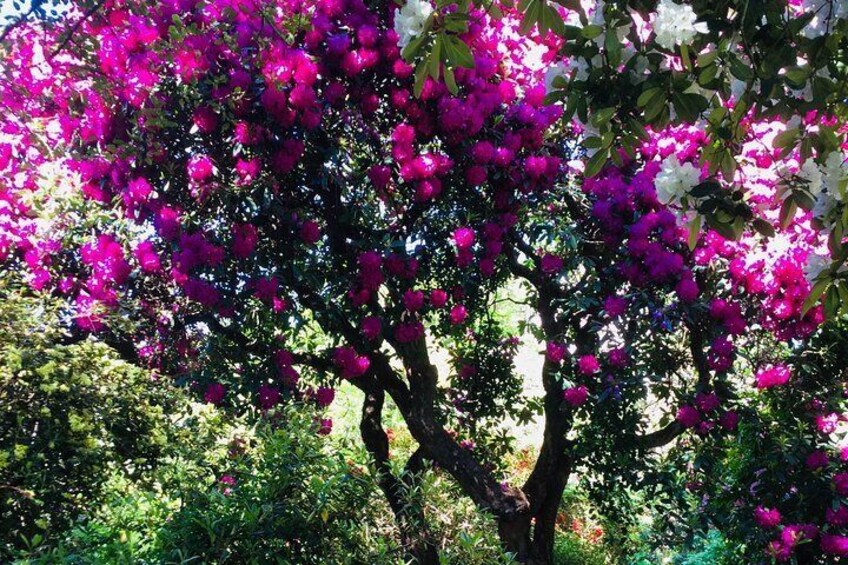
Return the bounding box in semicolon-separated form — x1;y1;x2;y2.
584;149;609;178
772;127;799;150
779;197;798;229
582;136;606;149
626;118;649;142
605;29;621;67
401;32;428;62
680;43;692;71
784;66;809;89
696;50;718;67
428;35;442;80
752;217;776;238
637;87;662;108
581;24;603;39
729;56;754;81
698;64;718;86
443;13;470;33
643;90;667;123
689;180;721;198
413;60;428;97
591;106;617;128
672;92;709;123
444;65;458;95
825;285;840;319
688;214;702;250
444;35;475;68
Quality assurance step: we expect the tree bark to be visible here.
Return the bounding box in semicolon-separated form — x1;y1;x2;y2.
358;383;439;564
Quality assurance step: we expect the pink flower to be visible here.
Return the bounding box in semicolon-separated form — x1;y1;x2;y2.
403;289;425;311
806;450;829;470
204;382;226;405
676;405;700;428
546;342;567;363
816;413;840;435
361;316;382;340
766;539;792;561
834;472;848;495
719;410;740;431
577;355;600;376
232;223;258;258
755;364;791;389
450;304;468;325
394;321;425;343
258;384;280;409
187;154;214;182
754;506;781;528
192;106;218;133
563;385;589;407
134;241;161;272
334;346;371;378
781;524;817;547
300;220;321;244
540;253;563;275
453;227;475;249
822;534;848;555
604;295;628;318
317;417;333;435
607;348;629;368
695;392;720;412
827;505;848;526
430;289;448;308
315;386;335;408
675;276;699;302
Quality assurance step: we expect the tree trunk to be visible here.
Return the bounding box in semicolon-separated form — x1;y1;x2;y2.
358;385;439;564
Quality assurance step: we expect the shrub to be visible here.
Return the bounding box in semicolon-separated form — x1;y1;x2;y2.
0;278;185;558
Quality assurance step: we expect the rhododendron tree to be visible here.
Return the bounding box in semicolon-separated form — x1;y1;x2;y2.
1;0;847;563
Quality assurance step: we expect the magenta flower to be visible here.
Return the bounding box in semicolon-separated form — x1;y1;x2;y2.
546;342;566;364
430;289;448;308
822;534;848;555
577;355;600;376
453;227;475;249
540;253;563;275
403;289;425;311
754;506;781;528
450;304;468;325
361;316;382;340
755;364;791;389
204;382;226;405
315;386;335;408
563;386;589;407
676;405;700;428
187;154;214;182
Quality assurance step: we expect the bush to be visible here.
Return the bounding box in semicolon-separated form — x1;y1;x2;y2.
552;532;607;565
0;278;185;558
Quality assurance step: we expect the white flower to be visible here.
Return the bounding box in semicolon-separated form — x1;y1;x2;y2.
590;1;633;48
653;0;708;50
799;0;848;38
804;252;831;284
394;0;433;50
798;158;824;196
544;58;591;93
654;154;702;205
812;189;838;227
822;151;848;201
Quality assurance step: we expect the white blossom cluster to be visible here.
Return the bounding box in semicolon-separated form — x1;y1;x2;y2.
654;153;702;206
394;0;433;50
652;0;708;50
798;151;848;282
797;0;848;39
